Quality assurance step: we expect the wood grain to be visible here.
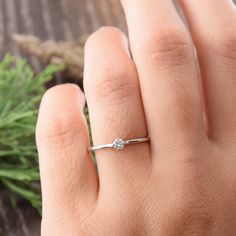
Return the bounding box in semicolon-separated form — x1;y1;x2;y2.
0;0;126;57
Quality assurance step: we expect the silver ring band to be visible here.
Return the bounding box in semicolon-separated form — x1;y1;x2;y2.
89;137;149;152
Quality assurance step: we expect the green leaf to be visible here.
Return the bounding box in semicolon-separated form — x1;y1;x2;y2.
0;54;63;213
0;168;40;181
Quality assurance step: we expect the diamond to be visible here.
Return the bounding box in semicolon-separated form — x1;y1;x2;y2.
113;138;125;150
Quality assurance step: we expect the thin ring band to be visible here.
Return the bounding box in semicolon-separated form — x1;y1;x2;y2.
89;137;150;152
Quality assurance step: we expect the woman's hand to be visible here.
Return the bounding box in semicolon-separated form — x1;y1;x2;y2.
36;0;236;235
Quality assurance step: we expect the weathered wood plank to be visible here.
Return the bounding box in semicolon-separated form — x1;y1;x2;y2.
0;0;126;56
0;190;41;236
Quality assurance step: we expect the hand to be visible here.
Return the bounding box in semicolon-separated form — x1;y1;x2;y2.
36;0;236;235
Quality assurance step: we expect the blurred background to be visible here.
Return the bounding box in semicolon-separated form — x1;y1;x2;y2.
0;0;126;72
1;1;125;235
0;0;235;235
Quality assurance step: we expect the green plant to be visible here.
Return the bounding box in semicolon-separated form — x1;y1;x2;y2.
0;54;64;213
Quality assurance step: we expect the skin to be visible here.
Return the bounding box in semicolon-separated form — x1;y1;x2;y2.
36;0;236;235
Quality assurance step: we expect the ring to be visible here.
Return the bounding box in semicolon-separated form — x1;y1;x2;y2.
89;137;150;152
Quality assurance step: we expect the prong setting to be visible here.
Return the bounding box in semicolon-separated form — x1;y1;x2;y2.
113;138;125;150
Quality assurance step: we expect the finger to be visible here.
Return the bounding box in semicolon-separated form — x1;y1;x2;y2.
179;0;236;146
84;27;151;191
121;0;205;156
36;84;98;222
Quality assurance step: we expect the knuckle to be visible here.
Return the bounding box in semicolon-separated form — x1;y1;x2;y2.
85;61;137;101
210;28;236;60
166;177;217;233
37;116;81;146
37;90;86;148
168;202;215;234
138;28;193;69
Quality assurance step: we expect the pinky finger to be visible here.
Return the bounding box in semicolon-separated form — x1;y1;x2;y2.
36;84;98;230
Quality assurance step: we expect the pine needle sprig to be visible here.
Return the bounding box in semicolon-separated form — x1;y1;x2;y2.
0;54;64;213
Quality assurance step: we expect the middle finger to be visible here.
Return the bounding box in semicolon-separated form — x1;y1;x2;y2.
121;0;205;158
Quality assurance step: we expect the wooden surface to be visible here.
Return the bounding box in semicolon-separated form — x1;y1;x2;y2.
0;1;125;235
0;191;41;236
0;0;126;70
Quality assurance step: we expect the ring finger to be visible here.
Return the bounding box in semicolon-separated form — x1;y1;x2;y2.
84;27;151;194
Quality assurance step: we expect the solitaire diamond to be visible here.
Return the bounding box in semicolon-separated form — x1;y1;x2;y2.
113;138;125;150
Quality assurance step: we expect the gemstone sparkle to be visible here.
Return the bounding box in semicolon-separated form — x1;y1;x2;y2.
113;138;125;150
